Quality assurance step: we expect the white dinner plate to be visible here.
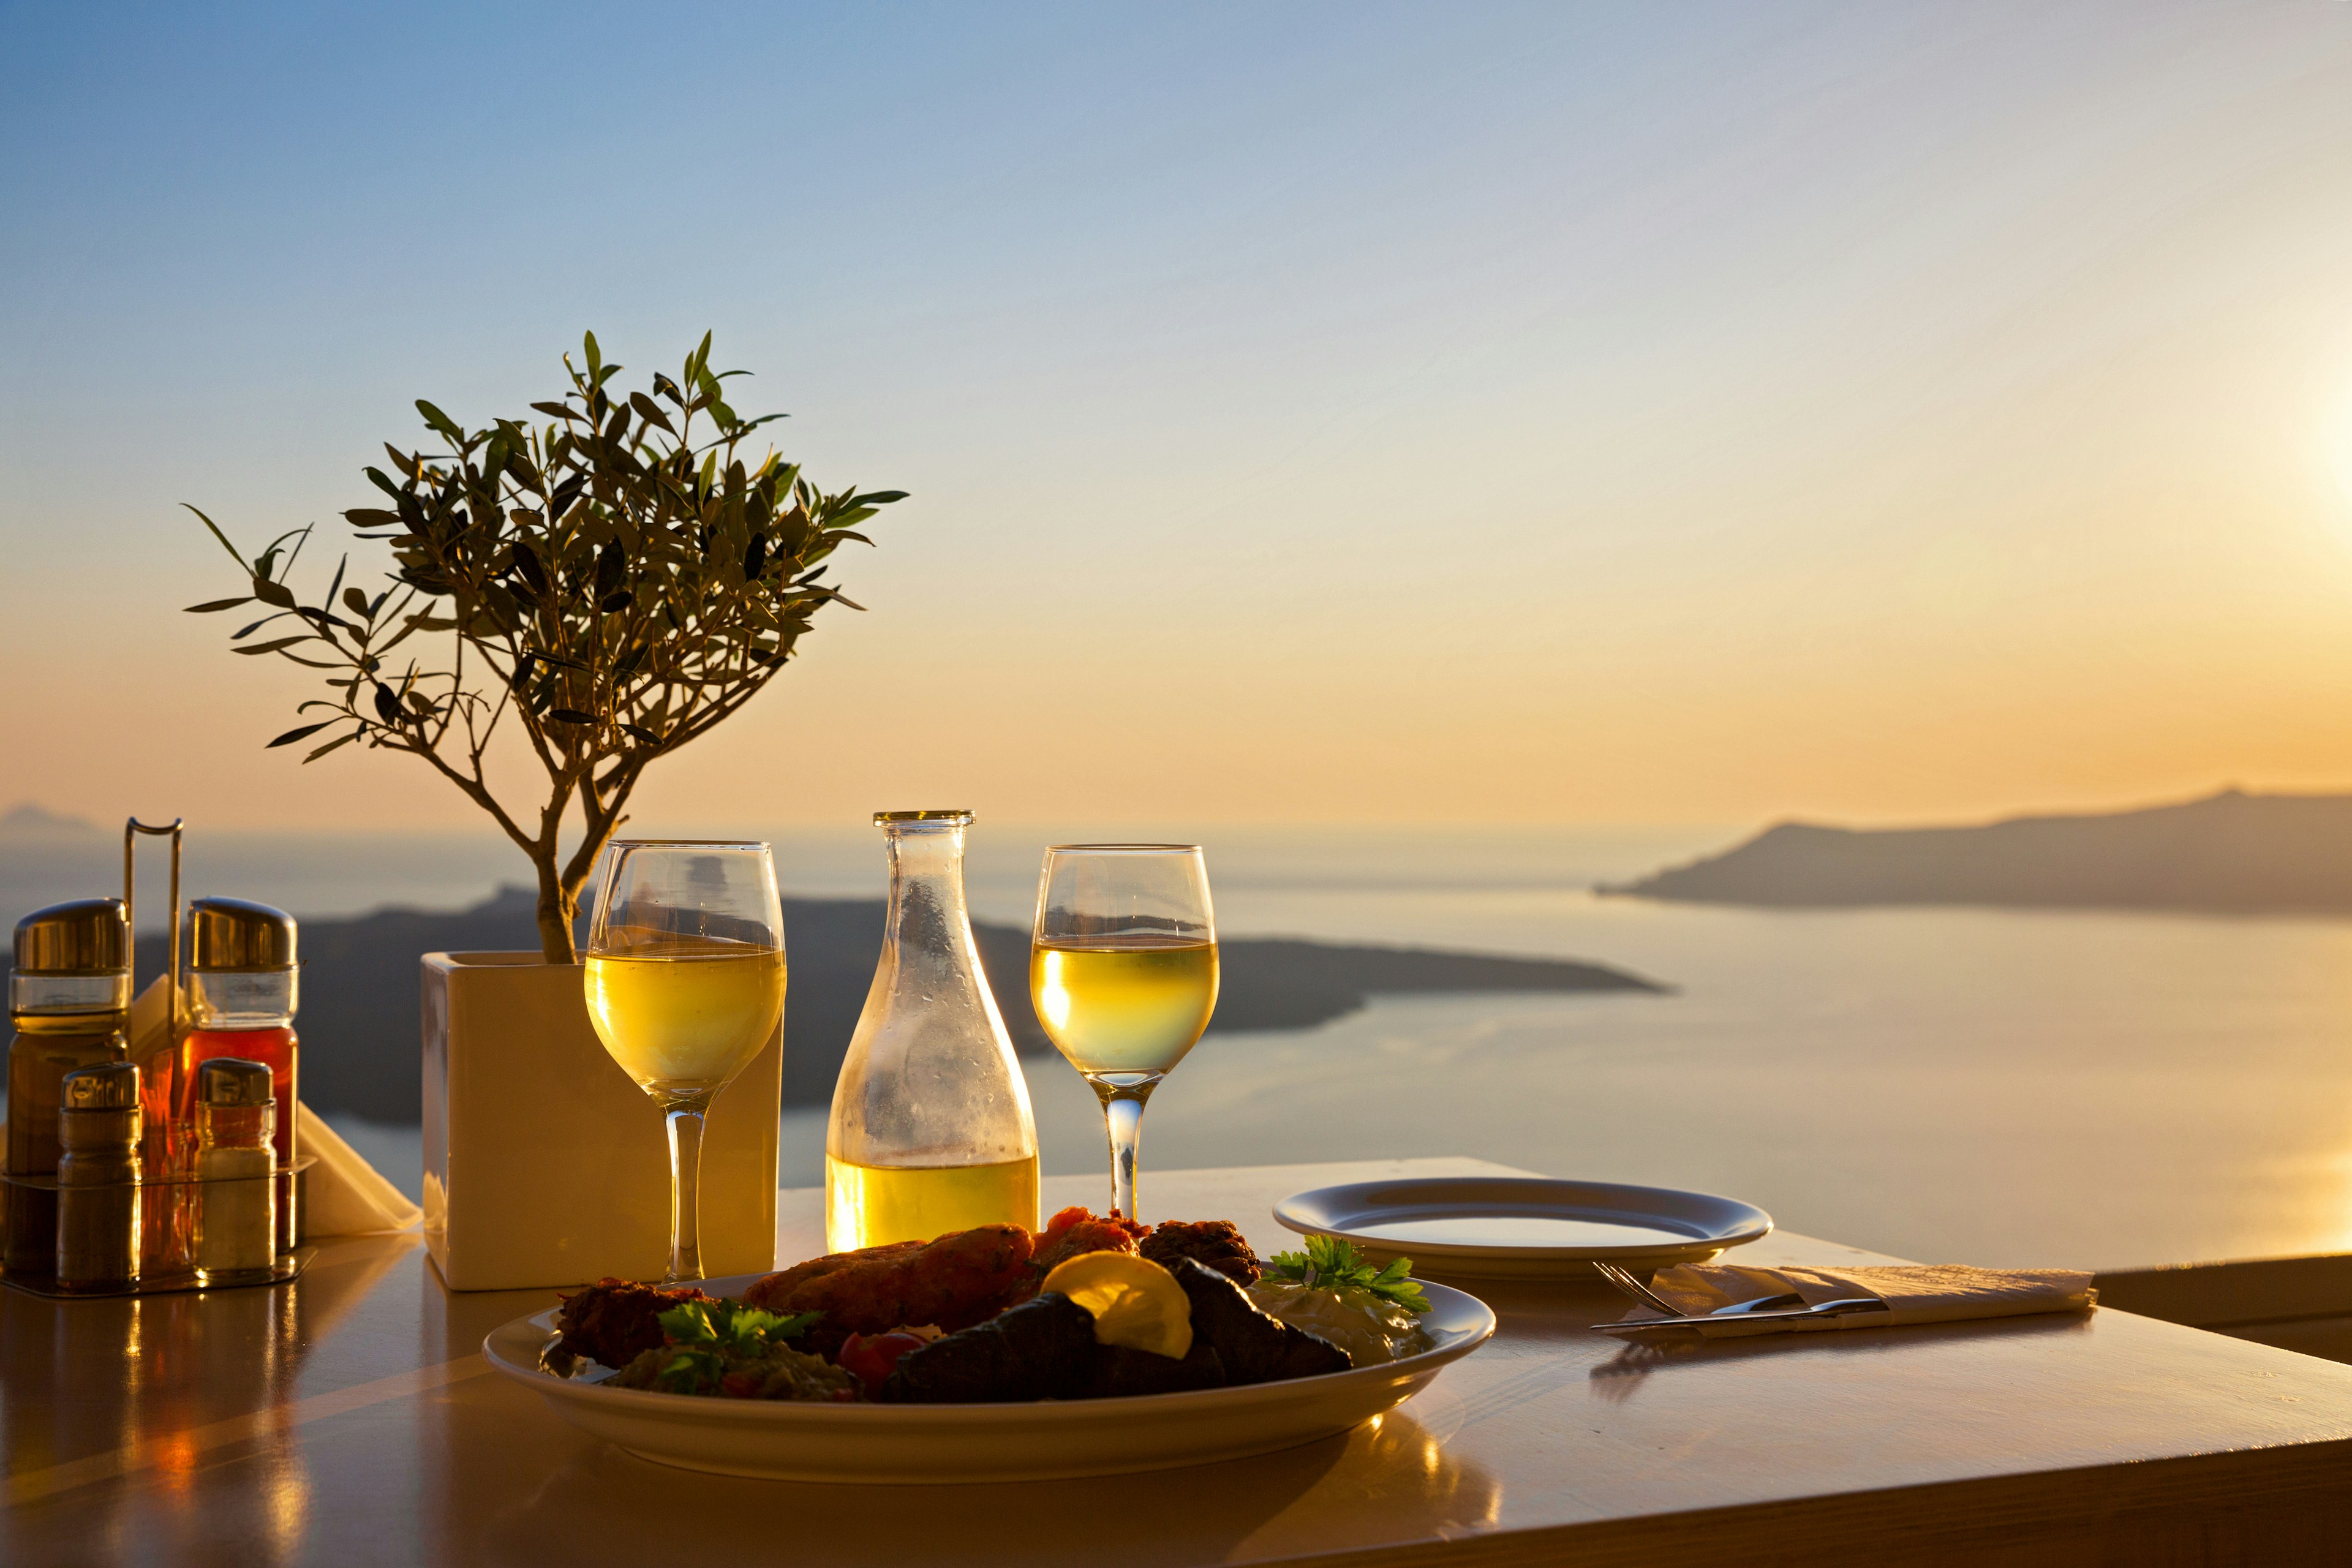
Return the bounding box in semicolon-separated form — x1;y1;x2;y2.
481;1272;1494;1483
1275;1177;1773;1279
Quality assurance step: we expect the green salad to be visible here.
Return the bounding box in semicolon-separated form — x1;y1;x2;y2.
611;1299;855;1401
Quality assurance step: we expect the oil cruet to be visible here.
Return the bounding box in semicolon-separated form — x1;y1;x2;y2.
4;899;132;1280
824;810;1039;1251
179;897;300;1252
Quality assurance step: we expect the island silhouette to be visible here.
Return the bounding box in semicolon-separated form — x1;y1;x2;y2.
1604;788;2352;913
0;885;1662;1123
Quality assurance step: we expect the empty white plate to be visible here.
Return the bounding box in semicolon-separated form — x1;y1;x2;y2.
1273;1177;1773;1279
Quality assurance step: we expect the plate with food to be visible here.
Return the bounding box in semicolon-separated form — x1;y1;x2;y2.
483;1208;1495;1483
1274;1176;1773;1279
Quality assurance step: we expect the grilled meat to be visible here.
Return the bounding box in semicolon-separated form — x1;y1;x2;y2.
1140;1219;1261;1284
742;1223;1035;1352
1033;1205;1148;1270
553;1277;714;1370
989;1205;1150;1306
747;1238;924;1305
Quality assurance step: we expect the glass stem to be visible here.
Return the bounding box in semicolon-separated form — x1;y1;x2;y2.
1092;1076;1158;1221
663;1101;708;1284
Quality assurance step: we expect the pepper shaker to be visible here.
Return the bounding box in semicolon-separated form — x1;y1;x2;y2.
56;1061;142;1291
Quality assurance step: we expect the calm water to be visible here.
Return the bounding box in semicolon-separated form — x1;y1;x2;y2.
11;823;2352;1270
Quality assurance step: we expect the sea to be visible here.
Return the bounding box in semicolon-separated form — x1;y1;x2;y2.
9;821;2352;1273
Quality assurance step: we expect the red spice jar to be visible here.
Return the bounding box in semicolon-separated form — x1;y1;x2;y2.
178;899;298;1248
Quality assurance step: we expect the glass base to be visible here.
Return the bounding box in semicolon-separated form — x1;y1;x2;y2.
1;1243;314;1298
1;1163;315;1292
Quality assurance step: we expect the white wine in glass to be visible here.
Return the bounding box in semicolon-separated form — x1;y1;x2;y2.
585;840;785;1283
1029;845;1217;1221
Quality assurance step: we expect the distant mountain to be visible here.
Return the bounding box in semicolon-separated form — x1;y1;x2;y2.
0;804;102;840
1;885;1661;1123
1602;789;2352;913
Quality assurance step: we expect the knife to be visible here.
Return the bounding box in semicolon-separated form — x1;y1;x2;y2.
1591;1296;1891;1333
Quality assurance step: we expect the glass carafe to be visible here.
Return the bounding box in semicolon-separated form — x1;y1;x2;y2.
826;810;1039;1251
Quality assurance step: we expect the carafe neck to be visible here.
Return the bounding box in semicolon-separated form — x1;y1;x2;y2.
882;821;974;962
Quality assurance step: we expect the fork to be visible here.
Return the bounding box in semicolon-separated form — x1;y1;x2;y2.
1593;1261;1805;1319
1591;1261;1692;1317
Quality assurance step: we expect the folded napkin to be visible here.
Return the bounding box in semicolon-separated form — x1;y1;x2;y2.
1621;1262;2096;1338
298;1103;423;1237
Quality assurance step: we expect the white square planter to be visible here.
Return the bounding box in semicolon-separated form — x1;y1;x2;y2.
421;951;779;1291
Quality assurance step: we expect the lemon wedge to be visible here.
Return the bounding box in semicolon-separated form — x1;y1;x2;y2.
1040;1252;1194;1359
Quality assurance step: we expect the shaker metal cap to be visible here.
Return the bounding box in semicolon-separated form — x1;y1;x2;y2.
62;1060;140;1110
198;1057;275;1107
13;899;130;975
874;809;974;826
189;897;296;971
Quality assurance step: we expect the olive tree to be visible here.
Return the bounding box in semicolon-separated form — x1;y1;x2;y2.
187;332;903;962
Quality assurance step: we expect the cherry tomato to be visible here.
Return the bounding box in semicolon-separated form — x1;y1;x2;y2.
838;1330;929;1398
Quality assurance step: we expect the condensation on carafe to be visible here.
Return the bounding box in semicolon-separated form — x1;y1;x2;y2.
826;812;1038;1190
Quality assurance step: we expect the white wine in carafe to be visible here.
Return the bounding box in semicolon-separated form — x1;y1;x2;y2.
825;811;1040;1253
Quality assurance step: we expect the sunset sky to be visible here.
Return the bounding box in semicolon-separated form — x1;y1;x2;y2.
7;2;2352;833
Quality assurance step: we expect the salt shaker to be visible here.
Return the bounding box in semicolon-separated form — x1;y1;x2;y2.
194;1057;277;1280
56;1061;142;1290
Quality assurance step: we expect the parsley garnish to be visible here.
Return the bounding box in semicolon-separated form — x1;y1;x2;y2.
658;1299;820;1349
650;1299;823;1392
1264;1235;1431;1315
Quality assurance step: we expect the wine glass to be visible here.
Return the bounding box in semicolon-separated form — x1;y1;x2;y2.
1029;845;1218;1221
585;840;786;1283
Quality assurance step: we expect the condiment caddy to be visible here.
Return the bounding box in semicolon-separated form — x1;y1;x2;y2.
0;818;314;1298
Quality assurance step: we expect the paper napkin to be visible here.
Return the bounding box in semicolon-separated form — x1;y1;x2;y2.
121;977;419;1237
298;1102;422;1236
1623;1262;2096;1338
